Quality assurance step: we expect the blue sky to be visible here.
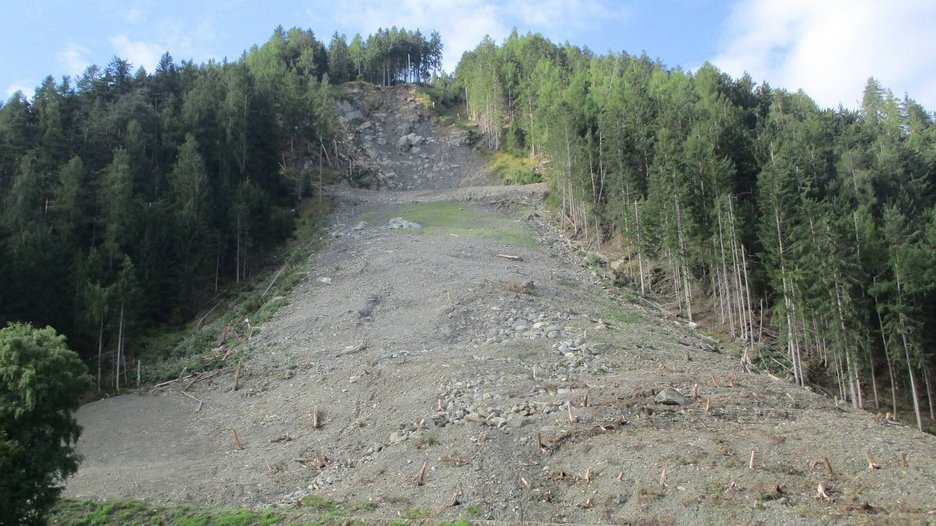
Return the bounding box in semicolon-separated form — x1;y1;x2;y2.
4;0;935;110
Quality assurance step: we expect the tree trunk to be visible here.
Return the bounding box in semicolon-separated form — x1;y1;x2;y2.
924;362;934;420
900;331;923;431
875;300;898;417
96;309;105;392
115;302;124;391
635;200;645;295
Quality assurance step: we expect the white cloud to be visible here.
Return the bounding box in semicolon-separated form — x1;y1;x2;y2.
713;0;936;109
108;16;218;73
5;83;32;99
109;34;164;72
57;43;91;78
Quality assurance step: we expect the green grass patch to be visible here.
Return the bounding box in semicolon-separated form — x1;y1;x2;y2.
599;305;644;324
485;150;540;185
50;499;284;526
396;202;537;248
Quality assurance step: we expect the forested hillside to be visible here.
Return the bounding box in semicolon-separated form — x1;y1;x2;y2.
0;26;441;389
455;31;936;430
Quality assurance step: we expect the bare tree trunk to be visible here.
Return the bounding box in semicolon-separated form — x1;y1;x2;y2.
236;216;241;284
635;200;645;295
924;362;934;420
115;302;124;392
873;291;898;417
900;331;923;431
318;136;325;206
867;336;880;410
96;309;105;392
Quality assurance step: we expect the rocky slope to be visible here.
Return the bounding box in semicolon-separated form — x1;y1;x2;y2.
66;84;936;525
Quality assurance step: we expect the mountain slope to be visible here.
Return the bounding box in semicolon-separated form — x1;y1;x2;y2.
66;85;936;525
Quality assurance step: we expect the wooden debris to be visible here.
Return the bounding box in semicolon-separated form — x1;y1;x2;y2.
521;477;530;488
711;374;719;388
581;390;589;408
865;450;880;470
578;498;593;509
415;460;428;486
549;470;567;481
705;399;712;413
184;369;223;391
232;361;242;392
312;405;320;430
505;281;535;294
449;489;462;506
584;467;594;483
567;403;578;424
749;450;756;470
816;483;832;501
271;433;293;443
824;456;834;476
536;433;549;454
296;455;329;469
437;398;444;412
899;451;909;468
659;469;668;491
617;471;624;482
181;391;204;413
496;254;524;261
231;429;245;450
690;384;699;401
724;481;743;492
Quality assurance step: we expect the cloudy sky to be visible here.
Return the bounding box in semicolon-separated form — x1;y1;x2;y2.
4;0;935;110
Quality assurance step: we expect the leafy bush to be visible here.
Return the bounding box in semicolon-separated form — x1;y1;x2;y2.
0;323;93;525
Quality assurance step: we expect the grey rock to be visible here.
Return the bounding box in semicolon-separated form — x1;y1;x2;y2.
654;388;693;406
488;416;508;429
388;431;407;444
387;217;422;230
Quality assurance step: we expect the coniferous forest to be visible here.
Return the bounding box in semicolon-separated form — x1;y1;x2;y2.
1;26;934;431
455;31;935;430
0;27;442;385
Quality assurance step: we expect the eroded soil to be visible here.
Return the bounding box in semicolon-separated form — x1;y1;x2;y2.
67;85;936;525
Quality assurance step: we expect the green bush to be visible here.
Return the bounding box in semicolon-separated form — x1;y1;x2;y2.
0;323;93;525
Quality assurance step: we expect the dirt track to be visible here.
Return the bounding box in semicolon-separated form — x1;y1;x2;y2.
67;85;936;525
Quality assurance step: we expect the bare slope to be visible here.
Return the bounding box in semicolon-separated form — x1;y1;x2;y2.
67;85;936;525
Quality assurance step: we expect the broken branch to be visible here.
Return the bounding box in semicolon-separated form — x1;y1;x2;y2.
232;361;242;392
415;460;428;487
231;429;245;450
536;433;548;454
496;254;524;261
181;391;204;413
